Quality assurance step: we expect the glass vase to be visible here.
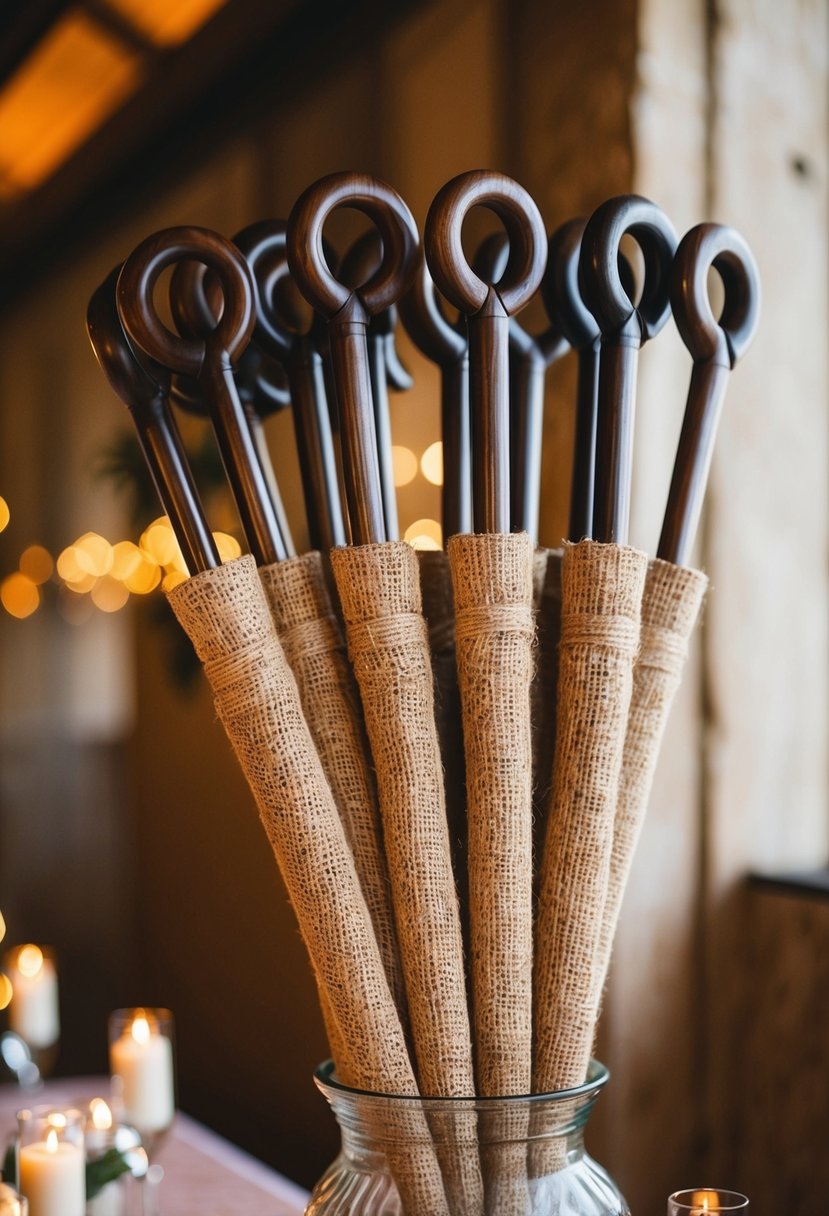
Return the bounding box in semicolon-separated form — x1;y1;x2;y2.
307;1060;629;1215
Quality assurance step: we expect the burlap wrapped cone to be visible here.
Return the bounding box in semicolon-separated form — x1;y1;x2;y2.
331;540;483;1216
448;530;535;1216
259;550;408;1030
533;540;647;1112
596;558;707;992
167;556;450;1215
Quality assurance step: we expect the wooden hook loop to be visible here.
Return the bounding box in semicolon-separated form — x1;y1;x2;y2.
399;254;467;366
671;222;760;367
424;170;547;316
286;172;419;319
579;194;677;340
543;218;598;349
117;225;255;378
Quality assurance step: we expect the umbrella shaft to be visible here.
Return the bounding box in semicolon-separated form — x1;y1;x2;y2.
441;356;472;538
469;298;510;534
593;337;639;545
568;342;600;542
289;346;347;551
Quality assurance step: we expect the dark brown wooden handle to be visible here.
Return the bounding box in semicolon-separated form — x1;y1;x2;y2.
579;195;677;544
425;171;548;534
118;225;289;566
287;173;420;546
658;223;760;566
233;220;347;552
117;225;255;375
87;266;220;574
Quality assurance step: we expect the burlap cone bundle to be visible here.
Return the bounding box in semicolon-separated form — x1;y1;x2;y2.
331;540;483;1216
533;540;647;1099
595;558;708;992
258;551;408;1028
448;530;535;1216
167;555;450;1215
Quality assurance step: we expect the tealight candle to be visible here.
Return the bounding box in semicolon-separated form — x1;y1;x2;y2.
84;1098;145;1216
4;947;59;1051
108;1009;175;1137
668;1188;750;1214
17;1109;84;1216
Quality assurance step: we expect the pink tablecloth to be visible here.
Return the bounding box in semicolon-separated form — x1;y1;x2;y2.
0;1077;309;1215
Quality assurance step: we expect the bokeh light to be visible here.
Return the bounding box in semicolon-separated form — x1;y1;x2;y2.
140;517;181;568
74;532;114;577
0;497;9;532
90;576;130;613
110;540;143;582
0;973;11;1011
1;572;40;619
404;518;443;551
213;531;242;564
19;545;53;584
420;441;444;486
392;445;418;487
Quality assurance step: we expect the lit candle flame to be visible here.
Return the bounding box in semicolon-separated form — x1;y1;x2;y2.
131;1013;150;1045
17;945;44;979
45;1129;58;1154
90;1099;113;1131
691;1192;721;1214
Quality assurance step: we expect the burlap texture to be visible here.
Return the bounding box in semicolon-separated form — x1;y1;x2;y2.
331;542;483;1216
596;558;707;992
531;548;563;877
448;531;535;1097
533;540;647;1096
168;556;449;1215
259;552;407;1028
448;532;535;1216
417;548;467;932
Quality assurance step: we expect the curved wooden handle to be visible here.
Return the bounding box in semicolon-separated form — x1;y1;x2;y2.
578;195;677;544
286;174;420;546
87;266;219;573
424;171;548;533
658;223;760;566
117;225;255;376
671;222;760;367
287;172;419;319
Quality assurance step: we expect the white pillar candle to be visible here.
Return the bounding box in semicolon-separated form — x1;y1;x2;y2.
7;947;59;1050
18;1131;84;1216
109;1013;174;1133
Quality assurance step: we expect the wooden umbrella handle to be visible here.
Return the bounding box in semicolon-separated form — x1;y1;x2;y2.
579;195;677;545
230;219;347;552
425;171;547;534
658;223;760;565
287;173;420;546
118;225;289;566
87;266;220;574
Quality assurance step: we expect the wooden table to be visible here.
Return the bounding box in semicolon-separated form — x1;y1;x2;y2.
0;1078;309;1215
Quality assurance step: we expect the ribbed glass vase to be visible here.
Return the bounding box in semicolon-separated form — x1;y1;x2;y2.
307;1060;629;1215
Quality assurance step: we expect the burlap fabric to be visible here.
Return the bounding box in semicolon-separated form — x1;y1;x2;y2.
531;548;563;877
331;541;483;1216
596;558;707;993
168;556;449;1215
533;540;647;1098
417;548;467;932
448;531;535;1216
259;552;407;1028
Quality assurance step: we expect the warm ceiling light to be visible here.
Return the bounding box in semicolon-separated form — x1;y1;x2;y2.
106;0;229;47
0;11;143;200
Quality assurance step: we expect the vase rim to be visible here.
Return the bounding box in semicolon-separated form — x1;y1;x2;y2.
314;1058;610;1104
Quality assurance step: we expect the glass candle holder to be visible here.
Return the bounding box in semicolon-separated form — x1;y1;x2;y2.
0;1182;28;1215
16;1106;85;1216
107;1010;175;1154
668;1190;750;1214
84;1098;148;1216
3;947;59;1077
